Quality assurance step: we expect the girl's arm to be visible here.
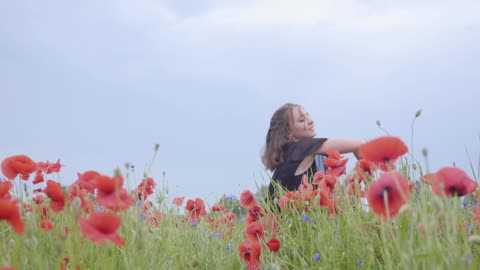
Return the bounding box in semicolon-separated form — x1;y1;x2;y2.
316;138;363;159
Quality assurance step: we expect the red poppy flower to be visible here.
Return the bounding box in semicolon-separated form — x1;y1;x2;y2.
0;181;12;199
245;205;264;224
134;177;156;200
39;220;55;231
185;198;207;221
324;150;349;176
244;221;265;242
366;172;410;220
278;191;300;211
359;136;408;171
319;175;338;197
428;167;477;197
172;196;184;207
238;241;262;263
266;237;281;252
96;174;133;211
78;212;124;247
0;199;25;234
74;171;101;194
36;159;62;174
44;180;66;212
96;188;134;212
32;171;44;184
1;155;37;180
312;171;324;185
239;190;257;209
31;193;44;205
211;203;226;212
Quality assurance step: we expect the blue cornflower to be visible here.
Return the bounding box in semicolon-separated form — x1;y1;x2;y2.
356;260;363;267
302;214;311;222
226;242;233;252
216;232;223;238
136;201;143;207
131;164;135;169
139;213;147;220
190;221;197;227
312;253;321;262
227;194;237;201
466;224;473;230
95;205;105;212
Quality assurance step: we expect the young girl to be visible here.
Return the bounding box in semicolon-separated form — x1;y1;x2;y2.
262;103;363;199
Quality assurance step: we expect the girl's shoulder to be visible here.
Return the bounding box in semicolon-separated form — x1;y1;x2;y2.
286;137;328;160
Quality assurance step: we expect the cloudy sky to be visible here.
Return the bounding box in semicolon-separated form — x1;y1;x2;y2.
1;0;479;205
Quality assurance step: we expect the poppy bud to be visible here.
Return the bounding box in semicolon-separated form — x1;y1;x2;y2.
415;109;422;118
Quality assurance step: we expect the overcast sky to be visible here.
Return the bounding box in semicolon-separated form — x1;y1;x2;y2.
1;0;479;206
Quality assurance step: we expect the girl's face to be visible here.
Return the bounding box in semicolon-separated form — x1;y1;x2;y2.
290;106;316;140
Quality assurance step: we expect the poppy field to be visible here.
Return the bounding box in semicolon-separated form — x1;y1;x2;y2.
1;136;480;270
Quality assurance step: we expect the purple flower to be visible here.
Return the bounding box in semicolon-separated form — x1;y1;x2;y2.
216;232;223;238
302;214;311;222
190;221;197;227
226;242;232;252
356;260;363;267
312;253;321;262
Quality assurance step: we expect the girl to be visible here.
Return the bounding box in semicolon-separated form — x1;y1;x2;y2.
262;103;363;199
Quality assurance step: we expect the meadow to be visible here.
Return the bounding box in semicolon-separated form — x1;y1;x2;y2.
1;131;480;270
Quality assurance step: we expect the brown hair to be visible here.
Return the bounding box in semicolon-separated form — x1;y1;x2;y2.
261;103;299;170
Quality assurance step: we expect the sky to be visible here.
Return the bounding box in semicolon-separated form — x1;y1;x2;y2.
1;0;479;206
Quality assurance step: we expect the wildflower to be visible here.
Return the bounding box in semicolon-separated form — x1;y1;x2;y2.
1;154;37;180
356;260;363;267
245;205;264;224
0;198;25;234
190;221;197;227
36;159;63;174
239;190;257;209
226;242;233;252
324;149;348;176
266;237;280;252
428;167;477;197
359;136;408;171
172;196;184;207
39;220;54;231
96;174;134;211
366;172;410;220
216;231;223;238
0;181;13;200
302;214;311;222
78;212;124;247
44;180;66;212
185;198;207;221
227;194;237;201
238;241;261;270
244;221;265;242
134;177;156;201
312;253;321;262
74;171;100;194
32;171;44;184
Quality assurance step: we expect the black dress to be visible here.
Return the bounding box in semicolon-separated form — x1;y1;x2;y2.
268;138;328;200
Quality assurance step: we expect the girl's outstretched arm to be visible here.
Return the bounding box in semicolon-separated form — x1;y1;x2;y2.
317;138;363;159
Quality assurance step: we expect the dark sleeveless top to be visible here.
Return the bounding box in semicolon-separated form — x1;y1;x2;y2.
268;138;328;199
